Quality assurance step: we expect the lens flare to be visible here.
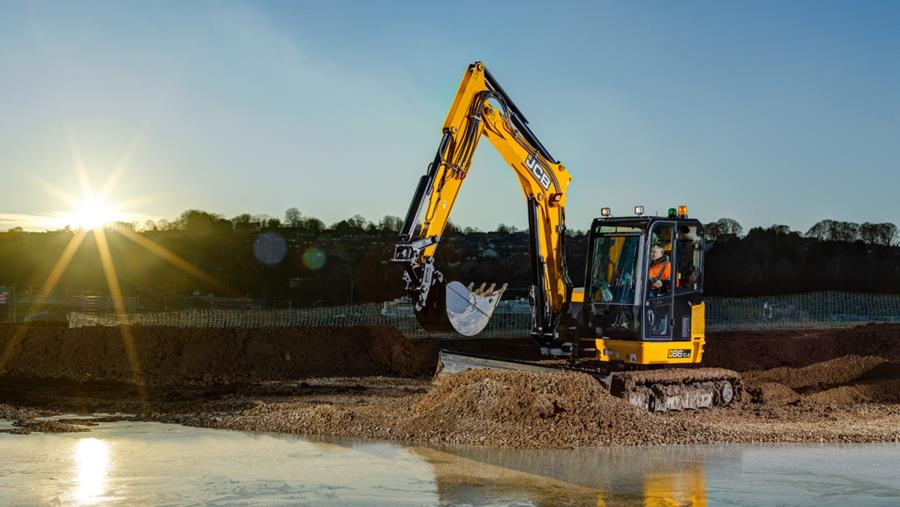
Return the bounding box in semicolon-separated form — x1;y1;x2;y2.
253;232;288;266
302;247;326;270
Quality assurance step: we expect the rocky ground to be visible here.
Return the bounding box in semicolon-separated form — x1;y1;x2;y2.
1;323;899;448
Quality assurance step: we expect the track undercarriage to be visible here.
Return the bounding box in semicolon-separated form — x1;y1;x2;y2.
435;350;742;413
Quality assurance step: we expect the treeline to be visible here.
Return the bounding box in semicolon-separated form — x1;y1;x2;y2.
703;217;898;246
0;210;897;301
704;222;900;296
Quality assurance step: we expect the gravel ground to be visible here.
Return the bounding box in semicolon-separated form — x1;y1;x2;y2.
1;323;898;448
2;365;900;447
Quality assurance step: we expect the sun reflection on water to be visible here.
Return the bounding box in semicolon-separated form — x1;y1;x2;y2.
72;438;111;505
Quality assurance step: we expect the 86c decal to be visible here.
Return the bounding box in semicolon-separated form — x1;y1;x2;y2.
668;349;692;359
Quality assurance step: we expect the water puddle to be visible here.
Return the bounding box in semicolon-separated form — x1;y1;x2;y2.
0;419;898;505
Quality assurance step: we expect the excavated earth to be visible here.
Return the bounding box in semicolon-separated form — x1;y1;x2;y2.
1;323;899;448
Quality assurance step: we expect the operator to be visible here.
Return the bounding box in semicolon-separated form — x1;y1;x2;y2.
648;243;671;294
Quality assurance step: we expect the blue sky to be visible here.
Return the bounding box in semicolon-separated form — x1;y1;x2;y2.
1;1;898;232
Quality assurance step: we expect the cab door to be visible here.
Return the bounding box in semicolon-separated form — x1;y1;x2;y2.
643;222;675;340
672;222;704;340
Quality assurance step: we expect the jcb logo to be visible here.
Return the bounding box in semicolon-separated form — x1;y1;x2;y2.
525;156;552;190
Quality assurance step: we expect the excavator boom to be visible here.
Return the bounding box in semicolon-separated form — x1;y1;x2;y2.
393;62;572;341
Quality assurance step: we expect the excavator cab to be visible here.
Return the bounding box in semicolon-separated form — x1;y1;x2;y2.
580;208;706;366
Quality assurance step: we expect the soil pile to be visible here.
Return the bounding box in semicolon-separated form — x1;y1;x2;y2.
153;371;726;448
0;419;90;435
741;354;900;406
804;380;900;405
402;370;711;448
744;355;886;391
703;324;900;371
0;325;437;385
744;382;801;406
0;325;546;387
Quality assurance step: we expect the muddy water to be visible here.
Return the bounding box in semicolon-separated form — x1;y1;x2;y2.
1;419;898;506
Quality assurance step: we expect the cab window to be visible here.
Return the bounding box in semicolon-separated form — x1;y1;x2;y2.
646;224;674;298
675;224;703;293
589;235;640;305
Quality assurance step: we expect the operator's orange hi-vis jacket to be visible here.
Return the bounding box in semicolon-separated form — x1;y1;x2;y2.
649;259;671;281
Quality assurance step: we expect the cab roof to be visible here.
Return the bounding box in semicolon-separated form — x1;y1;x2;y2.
591;215;703;230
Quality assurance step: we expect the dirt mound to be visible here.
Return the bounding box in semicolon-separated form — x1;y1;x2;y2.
402;370;711;448
744;355;886;391
745;382;801;406
0;419;91;435
805;380;900;405
0;325;549;387
0;325;438;385
704;324;900;371
740;353;900;406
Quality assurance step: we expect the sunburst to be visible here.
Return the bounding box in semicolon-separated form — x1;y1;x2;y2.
0;138;237;405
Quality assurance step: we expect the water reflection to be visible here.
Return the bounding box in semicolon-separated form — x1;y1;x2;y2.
0;421;897;506
426;445;714;506
639;470;706;507
72;438;111;505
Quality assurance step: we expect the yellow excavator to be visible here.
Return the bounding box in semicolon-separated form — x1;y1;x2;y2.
392;62;740;411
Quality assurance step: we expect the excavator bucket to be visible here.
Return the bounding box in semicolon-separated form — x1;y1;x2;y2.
415;280;507;336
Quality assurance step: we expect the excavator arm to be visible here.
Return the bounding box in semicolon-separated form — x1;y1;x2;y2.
393;62;573;342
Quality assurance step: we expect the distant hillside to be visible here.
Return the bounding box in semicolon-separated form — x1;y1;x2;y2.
0;210;896;302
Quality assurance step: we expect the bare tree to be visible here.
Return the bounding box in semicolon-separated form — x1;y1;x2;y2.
860;222;898;246
768;224;793;235
378;215;403;233
831;221;860;242
301;217;325;233
805;220;834;240
232;213;255;232
715;218;743;237
284;207;302;227
178;210;229;232
348;215;368;230
807;219;861;242
703;222;721;242
495;223;519;234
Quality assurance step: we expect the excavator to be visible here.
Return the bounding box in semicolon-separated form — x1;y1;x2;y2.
392;62;740;412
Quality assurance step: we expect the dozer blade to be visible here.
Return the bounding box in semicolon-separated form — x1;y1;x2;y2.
415;280;507;336
610;368;742;412
434;350;570;382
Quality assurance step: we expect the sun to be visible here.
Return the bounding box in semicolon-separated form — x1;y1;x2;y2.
65;197;119;230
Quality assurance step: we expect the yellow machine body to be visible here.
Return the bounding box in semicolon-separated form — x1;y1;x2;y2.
397;62;709;367
593;303;706;365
